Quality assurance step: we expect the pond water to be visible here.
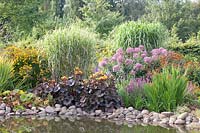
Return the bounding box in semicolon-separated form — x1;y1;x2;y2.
0;116;198;133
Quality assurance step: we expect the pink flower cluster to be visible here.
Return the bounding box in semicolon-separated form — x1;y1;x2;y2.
98;45;168;77
151;47;168;60
98;45;169;94
99;58;108;68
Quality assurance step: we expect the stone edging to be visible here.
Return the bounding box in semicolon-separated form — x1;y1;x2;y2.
0;103;200;131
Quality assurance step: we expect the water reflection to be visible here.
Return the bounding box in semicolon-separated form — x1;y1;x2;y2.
0;116;183;133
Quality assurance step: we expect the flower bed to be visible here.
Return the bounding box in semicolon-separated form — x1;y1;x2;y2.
1;45;200;131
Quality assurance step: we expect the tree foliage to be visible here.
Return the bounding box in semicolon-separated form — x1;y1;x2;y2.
0;0;46;42
143;0;200;41
80;0;124;36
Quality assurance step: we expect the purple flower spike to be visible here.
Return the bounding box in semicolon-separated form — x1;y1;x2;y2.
127;79;135;93
113;65;120;72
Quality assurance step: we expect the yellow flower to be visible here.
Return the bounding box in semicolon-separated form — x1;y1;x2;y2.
19;90;25;95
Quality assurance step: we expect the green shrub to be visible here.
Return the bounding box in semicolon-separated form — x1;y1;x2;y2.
187;63;200;87
80;0;124;37
111;21;168;51
168;35;200;61
144;66;188;112
40;24;98;79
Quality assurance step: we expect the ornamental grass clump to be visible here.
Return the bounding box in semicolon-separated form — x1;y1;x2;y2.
0;58;13;92
99;45;168;109
39;24;98;80
111;21;168;51
144;66;188;112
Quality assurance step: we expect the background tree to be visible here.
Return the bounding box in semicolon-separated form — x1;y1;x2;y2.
80;0;124;36
143;0;200;41
0;0;46;42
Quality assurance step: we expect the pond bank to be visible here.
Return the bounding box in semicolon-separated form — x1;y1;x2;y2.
0;103;200;131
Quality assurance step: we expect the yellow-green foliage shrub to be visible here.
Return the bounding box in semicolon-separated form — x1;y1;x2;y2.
169;35;200;61
2;46;50;89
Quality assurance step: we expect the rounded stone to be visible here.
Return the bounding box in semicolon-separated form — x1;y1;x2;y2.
115;108;124;115
192;117;199;123
186;122;200;129
31;107;37;111
152;118;159;123
76;108;82;114
68;106;76;110
126;117;134;122
45;106;55;114
128;107;134;112
123;110;129;115
175;119;185;125
38;107;45;111
143;118;150;123
5;107;11;113
0;110;5;115
38;111;46;116
107;114;116;119
126;114;136;119
186;116;192;122
160;118;169;124
169;117;176;124
141;110;149;115
159;114;167;119
136;114;143;119
177;112;188;120
0;103;6;110
118;113;125;119
55;108;61;112
161;112;174;117
59;107;67;115
55;104;61;108
95;110;102;116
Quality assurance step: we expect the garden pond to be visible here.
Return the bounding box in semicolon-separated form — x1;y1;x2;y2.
0;116;199;133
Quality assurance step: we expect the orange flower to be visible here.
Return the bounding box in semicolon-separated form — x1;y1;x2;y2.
61;76;68;81
74;67;83;75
